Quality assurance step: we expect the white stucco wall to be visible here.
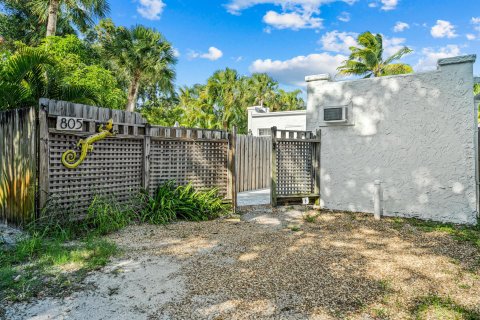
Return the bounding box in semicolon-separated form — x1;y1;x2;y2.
248;107;306;136
306;55;478;224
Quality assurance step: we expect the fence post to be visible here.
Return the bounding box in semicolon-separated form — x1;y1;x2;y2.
38;101;50;214
270;126;277;207
142;124;151;193
228;127;237;212
313;129;321;205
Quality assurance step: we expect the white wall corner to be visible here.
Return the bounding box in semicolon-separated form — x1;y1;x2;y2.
437;54;476;68
305;74;331;83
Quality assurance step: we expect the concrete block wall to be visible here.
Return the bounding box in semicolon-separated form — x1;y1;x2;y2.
306;55;478;224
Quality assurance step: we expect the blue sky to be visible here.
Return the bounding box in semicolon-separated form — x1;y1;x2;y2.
109;0;479;91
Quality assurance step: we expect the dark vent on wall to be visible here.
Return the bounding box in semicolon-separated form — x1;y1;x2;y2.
324;107;344;121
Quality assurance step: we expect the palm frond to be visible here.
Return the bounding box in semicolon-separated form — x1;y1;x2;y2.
384;46;413;65
382;63;414;76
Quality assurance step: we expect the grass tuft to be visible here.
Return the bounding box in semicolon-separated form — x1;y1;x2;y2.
391;218;480;249
413;295;480;320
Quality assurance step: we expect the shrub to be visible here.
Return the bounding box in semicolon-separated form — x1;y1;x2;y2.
140;181;230;224
83;196;136;235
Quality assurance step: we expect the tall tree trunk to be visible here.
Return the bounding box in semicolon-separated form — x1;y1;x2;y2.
126;74;141;112
46;0;60;37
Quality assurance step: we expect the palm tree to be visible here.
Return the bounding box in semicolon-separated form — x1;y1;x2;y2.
99;23;176;112
0;0;76;45
337;31;413;78
29;0;110;36
248;73;277;108
0;47;97;110
206;68;241;130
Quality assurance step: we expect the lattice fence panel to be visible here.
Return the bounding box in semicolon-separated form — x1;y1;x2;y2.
149;139;228;196
276;141;314;196
48;133;143;212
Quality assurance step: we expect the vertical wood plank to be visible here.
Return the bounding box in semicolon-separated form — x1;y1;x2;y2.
227;127;237;212
271;127;277;206
142;125;151;192
38;105;49;214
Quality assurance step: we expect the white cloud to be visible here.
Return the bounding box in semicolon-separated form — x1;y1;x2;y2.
393;21;409;32
319;31;408;58
263;10;322;29
172;48;180;58
337;11;350;22
430;20;457;38
382;36;408;57
137;0;165;20
368;2;377;7
415;45;461;71
224;0;357;30
188;47;224;61
249;53;347;86
320;30;357;54
380;0;398;10
466;34;476;41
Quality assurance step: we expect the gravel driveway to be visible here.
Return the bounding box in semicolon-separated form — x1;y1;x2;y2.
6;207;480;319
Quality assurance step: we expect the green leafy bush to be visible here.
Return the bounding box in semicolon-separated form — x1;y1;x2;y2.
83;196;136;235
140;181;230;224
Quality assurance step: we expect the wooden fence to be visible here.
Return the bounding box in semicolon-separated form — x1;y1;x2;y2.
0;99;236;225
39;99;235;215
271;127;321;206
235;135;271;192
0;108;37;224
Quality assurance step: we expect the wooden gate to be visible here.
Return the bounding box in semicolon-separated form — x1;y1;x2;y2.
270;127;321;206
235;134;271;192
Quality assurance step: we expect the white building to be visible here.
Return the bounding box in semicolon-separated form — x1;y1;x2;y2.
306;55;478;224
247;106;306;136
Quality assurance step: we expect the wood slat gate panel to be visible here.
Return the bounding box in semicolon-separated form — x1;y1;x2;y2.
235;135;271;192
271;127;321;206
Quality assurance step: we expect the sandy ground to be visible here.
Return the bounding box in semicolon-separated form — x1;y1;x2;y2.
5;207;480;319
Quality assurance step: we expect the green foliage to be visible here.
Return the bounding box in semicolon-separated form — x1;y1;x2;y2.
84;196;135;235
0;35;127;110
0;234;117;303
95;20;177;111
0;45;98;109
176;70;305;133
413;295;480;319
39;36;127;109
391;218;480;249
0;0;76;46
30;0;110;35
140;181;230;224
303;213;318;223
337;31;413;78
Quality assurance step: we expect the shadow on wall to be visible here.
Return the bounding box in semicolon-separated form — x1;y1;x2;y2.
309;63;477;224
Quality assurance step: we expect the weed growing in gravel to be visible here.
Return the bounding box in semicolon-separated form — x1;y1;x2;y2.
289;225;301;232
391;218;480;249
303;213;317;223
413;295;480;319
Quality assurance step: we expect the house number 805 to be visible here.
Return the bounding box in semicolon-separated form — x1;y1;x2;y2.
56;116;84;131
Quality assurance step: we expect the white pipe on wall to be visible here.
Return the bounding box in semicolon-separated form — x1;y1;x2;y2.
374;180;382;220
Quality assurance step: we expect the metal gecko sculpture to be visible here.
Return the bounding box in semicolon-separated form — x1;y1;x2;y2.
61;119;115;169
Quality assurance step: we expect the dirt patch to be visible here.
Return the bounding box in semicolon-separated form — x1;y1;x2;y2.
5;209;480;319
6;255;185;320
